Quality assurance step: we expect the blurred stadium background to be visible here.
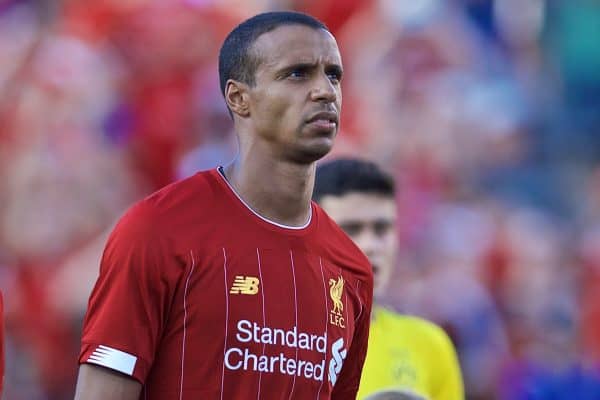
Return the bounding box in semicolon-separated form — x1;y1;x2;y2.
1;0;599;398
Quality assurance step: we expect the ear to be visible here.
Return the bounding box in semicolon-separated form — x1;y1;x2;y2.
225;79;250;118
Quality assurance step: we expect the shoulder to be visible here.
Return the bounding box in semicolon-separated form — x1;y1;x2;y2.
101;175;218;276
118;170;222;233
144;169;221;217
313;202;367;259
313;202;372;281
380;309;457;353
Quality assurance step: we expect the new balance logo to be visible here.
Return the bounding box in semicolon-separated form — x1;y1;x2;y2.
230;276;260;295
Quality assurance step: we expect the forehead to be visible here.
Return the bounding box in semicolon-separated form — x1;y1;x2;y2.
252;24;342;70
320;193;396;223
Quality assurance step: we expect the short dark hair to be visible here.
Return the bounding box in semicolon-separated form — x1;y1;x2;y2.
218;11;328;98
313;158;395;202
364;390;426;400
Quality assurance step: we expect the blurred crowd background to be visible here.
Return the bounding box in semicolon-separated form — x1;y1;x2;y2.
0;0;599;398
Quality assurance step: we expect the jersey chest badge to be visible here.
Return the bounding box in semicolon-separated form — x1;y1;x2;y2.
328;276;345;328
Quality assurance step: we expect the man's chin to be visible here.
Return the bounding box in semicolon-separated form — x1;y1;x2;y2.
289;141;334;164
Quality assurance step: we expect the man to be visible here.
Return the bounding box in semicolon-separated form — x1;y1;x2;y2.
74;11;373;400
314;158;464;400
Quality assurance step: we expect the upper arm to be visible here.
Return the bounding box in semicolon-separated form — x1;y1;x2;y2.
74;364;142;400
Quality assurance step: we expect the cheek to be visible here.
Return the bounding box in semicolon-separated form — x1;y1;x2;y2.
383;234;397;260
250;95;288;137
261;94;298;128
265;91;288;115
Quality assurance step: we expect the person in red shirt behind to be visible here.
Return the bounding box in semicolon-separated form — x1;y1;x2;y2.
74;11;373;400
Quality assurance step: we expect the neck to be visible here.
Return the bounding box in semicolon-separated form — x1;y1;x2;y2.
222;143;316;227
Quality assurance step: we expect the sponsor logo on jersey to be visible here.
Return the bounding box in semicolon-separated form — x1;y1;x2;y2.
224;320;327;381
230;275;260;295
329;276;345;327
223;319;348;386
328;337;347;385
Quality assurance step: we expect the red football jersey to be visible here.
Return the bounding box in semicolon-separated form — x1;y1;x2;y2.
79;168;373;399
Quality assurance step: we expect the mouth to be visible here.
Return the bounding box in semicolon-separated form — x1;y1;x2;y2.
306;111;338;131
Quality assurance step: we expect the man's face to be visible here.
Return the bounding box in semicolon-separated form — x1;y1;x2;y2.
320;193;397;298
246;24;343;163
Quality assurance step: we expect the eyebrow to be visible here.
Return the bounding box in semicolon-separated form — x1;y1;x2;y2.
277;62;344;78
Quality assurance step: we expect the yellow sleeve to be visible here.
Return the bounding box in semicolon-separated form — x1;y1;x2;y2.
357;309;465;400
427;322;465;400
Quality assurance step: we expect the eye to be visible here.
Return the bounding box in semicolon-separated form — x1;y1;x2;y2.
327;72;341;83
288;67;309;79
373;220;393;237
326;67;343;83
339;222;364;238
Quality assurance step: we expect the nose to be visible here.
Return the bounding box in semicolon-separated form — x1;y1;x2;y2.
310;73;337;103
355;229;381;260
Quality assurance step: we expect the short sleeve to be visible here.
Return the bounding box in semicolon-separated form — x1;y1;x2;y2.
78;202;181;384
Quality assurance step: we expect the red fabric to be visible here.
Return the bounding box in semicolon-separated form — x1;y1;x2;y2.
79;169;373;399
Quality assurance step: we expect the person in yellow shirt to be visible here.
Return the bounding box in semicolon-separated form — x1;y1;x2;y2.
314;158;464;400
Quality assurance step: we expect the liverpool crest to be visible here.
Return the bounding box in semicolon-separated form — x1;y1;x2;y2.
329;276;345;328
